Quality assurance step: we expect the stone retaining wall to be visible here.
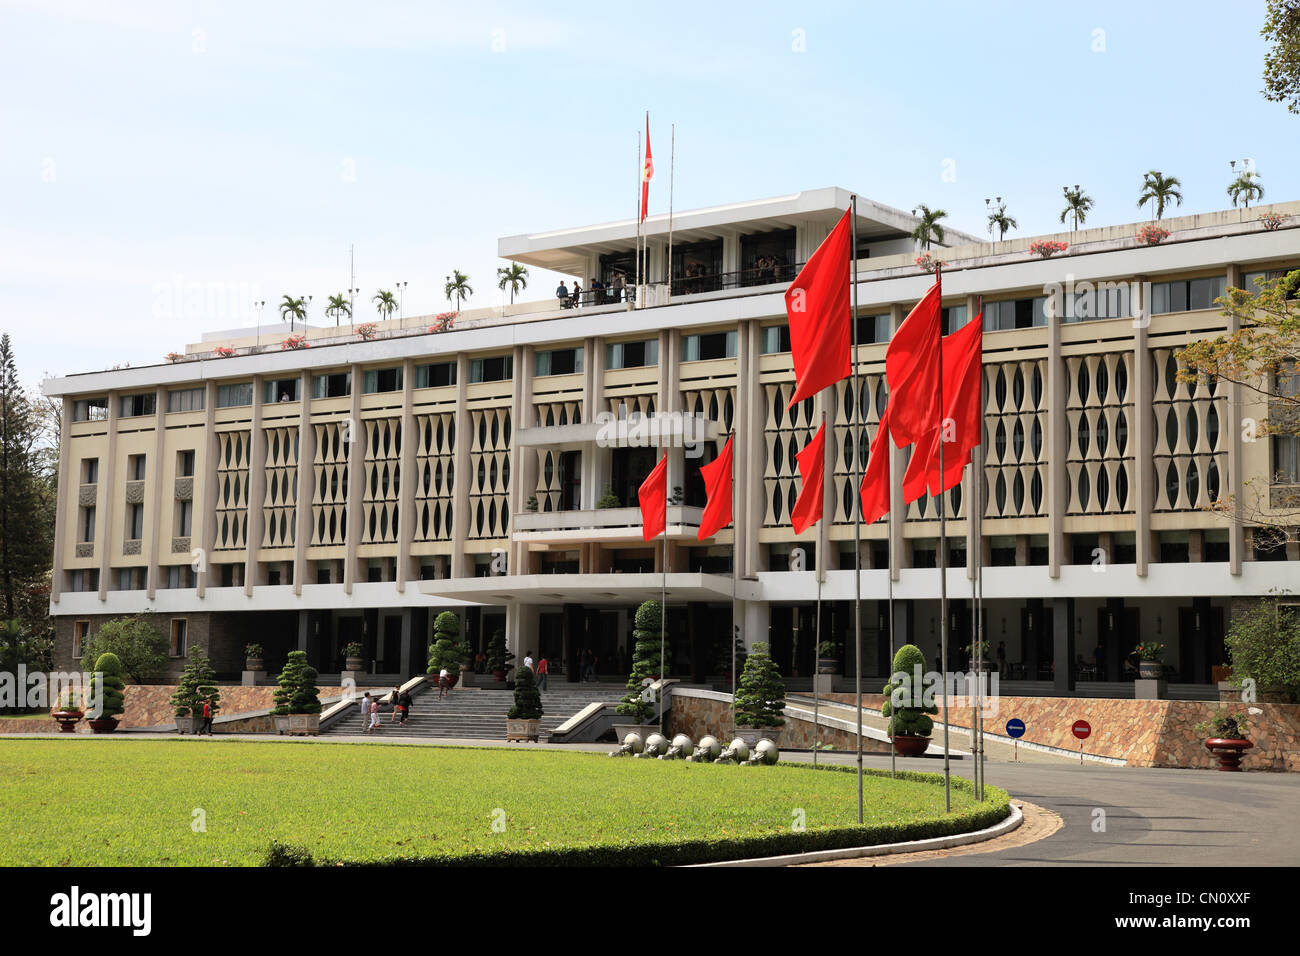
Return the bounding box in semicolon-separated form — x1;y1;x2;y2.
667;692;892;754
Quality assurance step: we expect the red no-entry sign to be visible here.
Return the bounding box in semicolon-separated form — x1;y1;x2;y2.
1072;719;1092;740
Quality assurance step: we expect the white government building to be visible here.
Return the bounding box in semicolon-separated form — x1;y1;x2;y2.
43;187;1300;699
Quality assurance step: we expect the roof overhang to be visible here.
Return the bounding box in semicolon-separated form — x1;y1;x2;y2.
418;572;759;606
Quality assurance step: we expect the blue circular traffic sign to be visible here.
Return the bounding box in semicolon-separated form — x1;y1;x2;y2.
1005;718;1026;739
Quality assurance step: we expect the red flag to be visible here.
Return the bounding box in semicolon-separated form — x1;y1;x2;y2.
638;453;667;541
785;209;852;409
859;407;892;525
790;423;827;534
697;436;734;540
640;114;654;222
902;314;984;501
886;281;942;447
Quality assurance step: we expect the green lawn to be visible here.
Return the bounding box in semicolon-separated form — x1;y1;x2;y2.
0;739;1008;865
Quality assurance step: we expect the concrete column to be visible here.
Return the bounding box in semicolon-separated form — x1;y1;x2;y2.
450;354;471;578
399;608;412;681
395;358;417;590
292;370;315;597
297;610;309;652
1225;264;1244;575
244;376;267;596
196;381;218;598
817;384;835;576
891;599;913;658
1133;277;1153;577
743;600;769;653
50;398;72;604
1046;288;1066;578
145;385;167;599
512;345;536;577
343;364;364;593
96;391;119;601
1052;597;1076;694
740;321;765;576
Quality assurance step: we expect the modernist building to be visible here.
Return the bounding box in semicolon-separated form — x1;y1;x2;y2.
44;187;1300;698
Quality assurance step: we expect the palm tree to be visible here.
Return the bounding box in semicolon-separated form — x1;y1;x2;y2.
1060;186;1094;232
445;270;473;311
324;293;352;329
910;204;948;250
279;294;308;333
1227;171;1264;210
987;203;1018;241
373;289;398;327
496;263;529;305
1137;170;1183;221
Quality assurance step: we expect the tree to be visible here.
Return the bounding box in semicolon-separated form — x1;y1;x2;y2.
880;643;938;738
372;289;398;324
485;628;510;675
986;203;1017;241
1059;186;1094;231
1137;170;1183;220
88;651;126;720
733;641;786;728
278;294;308;333
507;661;543;720
1178;269;1300;547
270;650;320;715
910;204;948;249
169;645;220;717
1261;0;1300;114
444;270;473;311
324;293;352;329
1227;171;1265;210
496;263;529;305
79;615;168;684
616;599;669;724
426;610;466;682
1223;595;1300;702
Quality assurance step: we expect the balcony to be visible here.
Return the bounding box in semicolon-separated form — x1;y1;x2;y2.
512;505;705;545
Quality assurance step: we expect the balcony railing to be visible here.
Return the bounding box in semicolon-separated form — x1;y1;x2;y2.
555;262;805;310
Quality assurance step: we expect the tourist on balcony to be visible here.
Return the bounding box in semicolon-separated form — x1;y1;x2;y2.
572;280;583;308
591;277;605;305
556;281;570;308
612;272;627;302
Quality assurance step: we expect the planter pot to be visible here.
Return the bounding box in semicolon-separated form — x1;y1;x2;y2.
1139;660;1162;680
272;714;320;736
345;657;365;671
50;709;83;733
735;726;783;748
245;658;264;671
612;722;661;744
506;718;541;742
492;669;506;681
816;658;838;675
1204;737;1254;771
174;716;201;735
87;717;120;734
891;734;931;757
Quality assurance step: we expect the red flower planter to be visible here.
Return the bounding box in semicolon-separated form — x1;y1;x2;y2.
1204;738;1253;771
50;709;84;733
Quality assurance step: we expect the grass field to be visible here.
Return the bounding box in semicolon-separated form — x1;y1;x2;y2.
0;739;1008;865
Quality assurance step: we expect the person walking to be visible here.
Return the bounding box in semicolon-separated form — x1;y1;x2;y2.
438;666;451;700
398;689;413;725
360;692;371;733
523;651;535;673
200;698;214;736
536;655;549;692
388;684;402;723
368;696;381;733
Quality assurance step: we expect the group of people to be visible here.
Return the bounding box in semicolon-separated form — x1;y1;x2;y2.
359;686;415;733
556;273;629;309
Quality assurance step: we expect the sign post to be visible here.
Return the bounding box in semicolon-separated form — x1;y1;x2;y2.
1072;719;1092;764
1005;717;1025;761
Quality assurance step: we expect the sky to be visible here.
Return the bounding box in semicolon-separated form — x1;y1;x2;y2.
3;0;1298;392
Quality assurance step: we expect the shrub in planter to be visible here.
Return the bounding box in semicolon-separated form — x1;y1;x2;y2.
1223;597;1300;703
170;645;220;729
1258;212;1286;231
616;600;670;725
486;628;510;679
881;644;937;754
1028;240;1068;259
87;652;126;731
1137;224;1170;246
596;485;620;509
342;641;365;670
356;323;377;340
270;650;321;716
1195;709;1254;771
507;662;544;741
427;611;466;684
734;641;786;730
525;495;539;512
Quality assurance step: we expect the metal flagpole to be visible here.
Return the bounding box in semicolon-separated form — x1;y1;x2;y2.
975;306;987;800
635;127;642;309
888;441;897;778
937;263;951;814
814;411;826;768
730;431;738;739
660;446;668;736
850;196;864;823
667;124;675;304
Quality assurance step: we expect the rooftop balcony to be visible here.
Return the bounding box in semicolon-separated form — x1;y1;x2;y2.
512;505;706;545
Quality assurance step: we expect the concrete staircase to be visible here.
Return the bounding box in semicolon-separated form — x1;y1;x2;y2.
323;681;627;740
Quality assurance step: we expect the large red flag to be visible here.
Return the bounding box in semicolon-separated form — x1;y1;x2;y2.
902;314;984;501
785;209;852;409
859;407;892;525
790;423;827;535
697;436;734;540
638;453;668;541
640;114;654;222
886;281;942;447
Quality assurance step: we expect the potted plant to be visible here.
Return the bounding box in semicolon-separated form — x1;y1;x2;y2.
506;662;544;742
426;611;463;688
881;644;937;757
1258;212;1286;231
86;652;126;733
281;333;309;350
1137;223;1170;246
816;640;840;675
596;485;620;509
486;628;509;681
1134;641;1165;680
270;650;321;735
1028;239;1068;259
668;486;684;506
734;641;786;746
244;642;264;671
915;252;945;272
614;600;669;739
1195;710;1254;771
965;639;992;671
170;645;220;734
212;345;235;357
525;495;539;512
356;322;377;340
50;687;84;734
343;642;365;672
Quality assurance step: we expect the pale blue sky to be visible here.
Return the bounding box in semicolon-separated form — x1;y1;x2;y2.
3;0;1296;390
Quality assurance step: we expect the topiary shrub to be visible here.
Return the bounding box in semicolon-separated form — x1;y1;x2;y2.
427;611;465;682
596;485;620;509
89;652;126;720
881;643;937;738
734;641;786;727
170;645;220;717
508;662;544;720
486;628;510;675
271;650;321;716
616;600;669;723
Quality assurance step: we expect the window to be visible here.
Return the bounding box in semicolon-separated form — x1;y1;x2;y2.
169;619;188;657
1240;267;1299;298
1276;360;1300;399
1274;435;1300;483
166;387;204;413
681;331;737;361
1150;276;1227;314
469;355;513;383
941;305;968;334
415;361;456;388
362;367;403;393
68;569;98;593
126;502;144;541
80;506;96;543
983;295;1050;331
116;568;144;591
216;382;253;408
264;379;299;403
72;397;109;422
534;347;583;376
855;314;891;344
176;499;193;537
177;450;195;477
760;326;792;354
606;339;658;369
128;454;146;481
81;458;99;484
119;393;156;417
73;621;89;659
312;371;352;399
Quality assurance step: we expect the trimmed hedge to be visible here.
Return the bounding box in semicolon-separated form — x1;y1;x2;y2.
282;764;1011;868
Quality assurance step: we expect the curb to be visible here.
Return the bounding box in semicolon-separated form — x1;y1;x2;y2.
687;802;1023;868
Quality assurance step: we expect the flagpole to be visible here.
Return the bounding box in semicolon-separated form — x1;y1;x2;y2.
667;124;675;304
975;298;987;800
730;432;738;740
660;448;668;737
814;411;826;768
937;262;951;814
635;126;642;309
888;436;897;779
849;196;864;824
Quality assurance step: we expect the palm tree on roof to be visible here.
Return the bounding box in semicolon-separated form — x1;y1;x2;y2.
1060;186;1094;232
324;293;352;329
279;294;308;333
497;263;529;305
987;203;1018;242
910;204;948;250
1227;171;1264;210
1137;170;1183;221
445;270;473;311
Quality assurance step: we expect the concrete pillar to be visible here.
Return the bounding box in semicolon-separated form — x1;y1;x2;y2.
342;364;364;593
196;381;218;598
1046;288;1066;578
50;398;73;604
512;346;536;577
97;390;120;601
145;385;166;599
1225;264;1244;575
1133;277;1153;577
399;608;412;681
450;354;471;578
395;358;417;590
244;376;267;596
1052;597;1075;694
292;369;315;597
743;600;770;654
